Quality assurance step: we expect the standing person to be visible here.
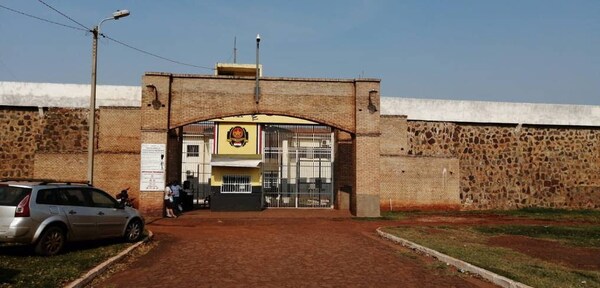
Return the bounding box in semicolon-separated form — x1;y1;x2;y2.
164;183;177;218
170;181;183;214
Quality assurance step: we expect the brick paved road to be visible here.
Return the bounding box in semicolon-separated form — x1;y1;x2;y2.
94;210;495;288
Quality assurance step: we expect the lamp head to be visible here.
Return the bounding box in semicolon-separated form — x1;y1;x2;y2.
112;10;130;20
256;34;261;43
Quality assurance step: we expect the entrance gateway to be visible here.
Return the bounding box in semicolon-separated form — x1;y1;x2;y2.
181;117;334;211
139;63;381;217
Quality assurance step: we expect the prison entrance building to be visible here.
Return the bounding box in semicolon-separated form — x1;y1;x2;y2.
181;116;333;211
140;65;381;217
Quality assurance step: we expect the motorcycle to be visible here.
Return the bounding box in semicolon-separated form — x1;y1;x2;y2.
116;187;135;208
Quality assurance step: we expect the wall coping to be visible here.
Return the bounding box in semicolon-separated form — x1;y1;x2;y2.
381;97;600;127
144;72;380;83
0;81;140;108
2;81;598;127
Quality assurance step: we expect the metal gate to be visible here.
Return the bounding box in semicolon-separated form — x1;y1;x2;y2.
262;124;334;208
181;122;214;207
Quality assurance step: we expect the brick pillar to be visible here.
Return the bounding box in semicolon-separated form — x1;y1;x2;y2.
139;74;172;216
353;80;381;217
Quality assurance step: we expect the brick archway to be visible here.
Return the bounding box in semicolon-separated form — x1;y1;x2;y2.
139;73;381;217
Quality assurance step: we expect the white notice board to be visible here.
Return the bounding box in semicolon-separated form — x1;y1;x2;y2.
140;143;165;191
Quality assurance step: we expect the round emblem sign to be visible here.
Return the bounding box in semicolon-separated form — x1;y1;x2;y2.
227;126;249;147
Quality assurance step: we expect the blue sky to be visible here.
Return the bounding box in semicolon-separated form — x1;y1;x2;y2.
0;1;598;105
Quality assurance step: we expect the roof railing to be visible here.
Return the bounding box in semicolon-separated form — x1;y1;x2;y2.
0;178;92;186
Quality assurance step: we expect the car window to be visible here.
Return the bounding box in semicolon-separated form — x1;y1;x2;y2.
0;186;31;206
36;188;60;205
62;188;89;207
89;189;117;208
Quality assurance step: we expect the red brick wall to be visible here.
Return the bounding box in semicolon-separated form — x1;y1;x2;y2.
380;155;460;211
143;74;371;133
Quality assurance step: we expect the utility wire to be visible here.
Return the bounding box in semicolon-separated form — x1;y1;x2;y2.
37;0;90;31
1;3;214;71
0;3;88;32
35;0;213;70
102;34;214;70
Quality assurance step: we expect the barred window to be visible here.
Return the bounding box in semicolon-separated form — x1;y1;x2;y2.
221;175;251;193
264;171;278;190
187;145;199;157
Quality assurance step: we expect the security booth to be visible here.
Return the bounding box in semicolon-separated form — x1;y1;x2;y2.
209;121;263;211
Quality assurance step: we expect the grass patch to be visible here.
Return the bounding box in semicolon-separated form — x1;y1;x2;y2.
353;216;390;221
475;225;600;247
380;211;420;220
493;208;600;222
355;211;409;221
0;238;141;288
379;208;600;222
383;225;600;288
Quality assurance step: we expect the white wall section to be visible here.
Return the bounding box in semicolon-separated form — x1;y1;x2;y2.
0;81;141;108
381;97;600;126
1;81;598;126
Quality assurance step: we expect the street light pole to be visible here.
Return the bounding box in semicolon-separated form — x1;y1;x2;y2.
87;10;130;185
255;34;260;104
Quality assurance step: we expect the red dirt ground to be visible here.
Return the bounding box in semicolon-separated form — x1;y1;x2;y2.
93;210;497;288
92;210;597;287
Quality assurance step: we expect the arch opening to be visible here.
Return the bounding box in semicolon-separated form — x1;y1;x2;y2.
176;112;354;135
175;114;338;211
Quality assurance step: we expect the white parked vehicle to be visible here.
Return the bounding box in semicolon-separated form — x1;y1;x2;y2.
0;180;144;256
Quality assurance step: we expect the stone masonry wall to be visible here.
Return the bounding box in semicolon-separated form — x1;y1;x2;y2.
1;106;143;207
38;108;89;153
407;121;600;210
33;108;90;183
1;107;90;180
0;107;42;178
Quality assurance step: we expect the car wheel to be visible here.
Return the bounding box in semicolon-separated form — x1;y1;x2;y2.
35;226;65;256
124;219;143;242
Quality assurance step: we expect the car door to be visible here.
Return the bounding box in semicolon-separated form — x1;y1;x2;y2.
87;188;128;238
59;188;98;240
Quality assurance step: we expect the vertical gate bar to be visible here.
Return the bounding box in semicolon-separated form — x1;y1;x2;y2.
261;127;265;209
330;131;334;208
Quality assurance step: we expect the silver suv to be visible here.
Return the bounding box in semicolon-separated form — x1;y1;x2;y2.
0;180;144;256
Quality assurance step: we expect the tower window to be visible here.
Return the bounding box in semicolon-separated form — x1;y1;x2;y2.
187;145;199;157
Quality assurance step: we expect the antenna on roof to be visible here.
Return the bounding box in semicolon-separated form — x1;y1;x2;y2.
233;36;237;63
